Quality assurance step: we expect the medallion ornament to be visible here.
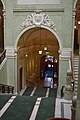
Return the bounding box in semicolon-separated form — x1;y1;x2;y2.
21;10;56;31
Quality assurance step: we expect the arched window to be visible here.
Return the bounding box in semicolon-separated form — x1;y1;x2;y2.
0;0;4;52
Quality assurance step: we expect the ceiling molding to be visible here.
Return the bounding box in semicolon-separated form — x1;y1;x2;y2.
13;8;64;13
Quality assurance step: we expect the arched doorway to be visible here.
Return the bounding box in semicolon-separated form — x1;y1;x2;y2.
0;0;4;52
17;27;60;90
40;55;58;88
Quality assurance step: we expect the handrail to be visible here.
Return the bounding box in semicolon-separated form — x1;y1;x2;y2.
70;51;75;91
70;51;74;81
0;50;6;64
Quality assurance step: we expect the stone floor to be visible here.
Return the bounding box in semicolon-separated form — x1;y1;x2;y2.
55;97;72;119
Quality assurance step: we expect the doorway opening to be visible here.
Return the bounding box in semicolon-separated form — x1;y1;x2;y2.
19;67;23;90
17;27;59;89
40;55;58;88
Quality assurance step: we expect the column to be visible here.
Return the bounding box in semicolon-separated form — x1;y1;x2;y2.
58;49;71;96
14;51;18;94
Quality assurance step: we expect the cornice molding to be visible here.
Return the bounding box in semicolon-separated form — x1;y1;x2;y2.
13;8;64;12
5;46;17;58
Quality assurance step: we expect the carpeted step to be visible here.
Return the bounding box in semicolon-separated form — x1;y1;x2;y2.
0;96;37;120
22;86;34;96
0;95;12;110
35;97;55;120
33;87;47;97
48;88;57;98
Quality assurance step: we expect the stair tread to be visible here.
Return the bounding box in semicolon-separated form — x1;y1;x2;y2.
73;56;79;95
75;81;78;83
74;69;78;71
74;65;79;66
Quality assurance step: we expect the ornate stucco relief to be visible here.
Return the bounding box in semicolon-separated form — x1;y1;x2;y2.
21;10;56;31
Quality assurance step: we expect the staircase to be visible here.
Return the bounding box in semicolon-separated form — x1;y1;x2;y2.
73;55;79;96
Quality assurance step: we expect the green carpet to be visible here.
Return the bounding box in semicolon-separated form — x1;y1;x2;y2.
33;87;47;97
48;88;57;97
23;86;34;96
35;97;55;120
0;96;37;120
0;87;57;120
0;95;12;110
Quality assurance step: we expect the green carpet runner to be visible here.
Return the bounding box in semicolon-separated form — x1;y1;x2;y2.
0;95;12;110
23;86;34;96
35;97;55;120
33;87;47;97
48;88;57;97
0;87;57;120
0;96;37;120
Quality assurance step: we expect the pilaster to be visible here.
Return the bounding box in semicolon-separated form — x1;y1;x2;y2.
5;46;18;93
58;48;72;96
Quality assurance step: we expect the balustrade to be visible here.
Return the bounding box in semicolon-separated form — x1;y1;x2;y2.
0;84;14;94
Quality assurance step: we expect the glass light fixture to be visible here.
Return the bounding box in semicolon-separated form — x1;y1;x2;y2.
78;21;80;24
45;51;49;54
0;16;1;19
44;46;47;51
74;26;76;29
39;50;42;54
26;54;28;57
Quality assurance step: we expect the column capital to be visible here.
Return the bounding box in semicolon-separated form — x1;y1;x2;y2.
5;46;17;58
59;48;72;61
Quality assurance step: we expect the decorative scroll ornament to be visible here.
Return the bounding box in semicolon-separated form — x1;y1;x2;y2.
21;10;56;31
